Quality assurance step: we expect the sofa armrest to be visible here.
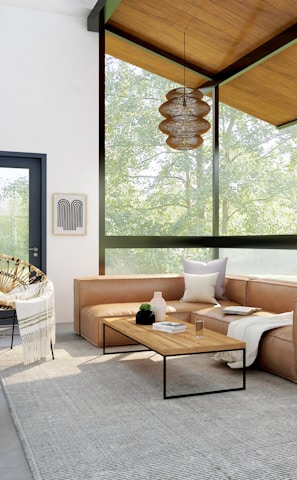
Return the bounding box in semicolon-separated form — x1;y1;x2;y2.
291;301;297;379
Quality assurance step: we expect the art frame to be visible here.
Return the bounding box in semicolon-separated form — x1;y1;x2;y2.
52;193;87;235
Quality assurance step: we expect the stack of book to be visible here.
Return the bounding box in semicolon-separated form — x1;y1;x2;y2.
152;321;186;334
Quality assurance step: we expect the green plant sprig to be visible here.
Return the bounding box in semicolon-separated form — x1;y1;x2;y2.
139;303;151;311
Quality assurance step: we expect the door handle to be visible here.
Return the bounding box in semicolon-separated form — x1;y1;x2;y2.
29;246;39;257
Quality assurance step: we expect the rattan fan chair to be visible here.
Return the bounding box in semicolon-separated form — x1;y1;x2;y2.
0;254;54;358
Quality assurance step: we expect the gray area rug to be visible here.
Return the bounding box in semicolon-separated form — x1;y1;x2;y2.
1;336;297;480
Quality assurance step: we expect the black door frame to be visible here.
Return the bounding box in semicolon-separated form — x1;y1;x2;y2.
0;151;47;272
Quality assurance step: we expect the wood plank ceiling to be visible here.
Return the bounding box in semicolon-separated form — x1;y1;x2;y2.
91;0;297;128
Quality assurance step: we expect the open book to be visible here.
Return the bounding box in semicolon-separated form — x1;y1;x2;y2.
222;306;261;315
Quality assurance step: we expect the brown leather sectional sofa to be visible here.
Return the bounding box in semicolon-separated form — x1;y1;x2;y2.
74;274;297;383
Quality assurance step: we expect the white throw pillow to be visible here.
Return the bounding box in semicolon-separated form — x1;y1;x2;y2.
181;272;219;304
182;257;228;299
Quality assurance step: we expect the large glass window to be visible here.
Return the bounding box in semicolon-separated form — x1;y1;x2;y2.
105;248;213;274
222;248;297;280
104;55;297;276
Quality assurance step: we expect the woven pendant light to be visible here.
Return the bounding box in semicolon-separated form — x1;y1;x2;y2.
158;34;210;150
159;87;210;150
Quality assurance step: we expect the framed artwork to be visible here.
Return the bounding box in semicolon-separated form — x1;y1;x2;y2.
53;193;87;235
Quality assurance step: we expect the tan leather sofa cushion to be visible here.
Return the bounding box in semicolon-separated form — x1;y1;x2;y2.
247;278;297;313
224;274;250;305
194;307;280;335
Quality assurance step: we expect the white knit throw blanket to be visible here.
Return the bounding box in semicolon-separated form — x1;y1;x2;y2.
214;311;293;369
8;280;56;365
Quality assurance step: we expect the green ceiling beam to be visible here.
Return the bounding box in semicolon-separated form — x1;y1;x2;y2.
219;39;297;88
201;23;297;89
88;0;122;32
277;118;297;130
105;25;213;81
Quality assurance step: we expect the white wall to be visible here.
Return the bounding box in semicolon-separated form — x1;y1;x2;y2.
0;4;99;322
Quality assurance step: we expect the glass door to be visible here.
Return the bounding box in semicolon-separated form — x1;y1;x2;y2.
0;152;46;271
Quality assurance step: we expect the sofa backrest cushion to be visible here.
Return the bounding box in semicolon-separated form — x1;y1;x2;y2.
247;278;297;313
224;275;249;305
74;274;185;307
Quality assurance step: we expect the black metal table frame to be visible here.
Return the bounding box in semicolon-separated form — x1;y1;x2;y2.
103;323;246;400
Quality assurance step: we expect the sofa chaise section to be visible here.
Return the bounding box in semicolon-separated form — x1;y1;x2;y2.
196;278;297;383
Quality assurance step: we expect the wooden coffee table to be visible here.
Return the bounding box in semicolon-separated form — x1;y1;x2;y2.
103;316;246;399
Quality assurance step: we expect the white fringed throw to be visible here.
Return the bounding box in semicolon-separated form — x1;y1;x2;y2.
13;280;56;365
214;311;293;369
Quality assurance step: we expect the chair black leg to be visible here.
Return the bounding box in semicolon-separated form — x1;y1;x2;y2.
50;340;55;360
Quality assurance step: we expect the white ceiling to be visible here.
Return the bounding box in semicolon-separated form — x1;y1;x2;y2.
0;0;97;17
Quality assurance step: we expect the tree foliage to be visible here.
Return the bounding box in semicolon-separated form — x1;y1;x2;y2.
0;175;29;260
105;56;213;238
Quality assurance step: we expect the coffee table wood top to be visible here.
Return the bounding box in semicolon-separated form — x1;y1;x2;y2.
103;316;245;356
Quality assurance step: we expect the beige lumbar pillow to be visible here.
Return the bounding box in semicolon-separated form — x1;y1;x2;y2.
181;272;219;304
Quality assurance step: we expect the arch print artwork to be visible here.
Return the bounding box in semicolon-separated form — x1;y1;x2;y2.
53;194;87;235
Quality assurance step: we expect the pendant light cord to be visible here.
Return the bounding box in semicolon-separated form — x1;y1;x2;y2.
183;32;186;106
